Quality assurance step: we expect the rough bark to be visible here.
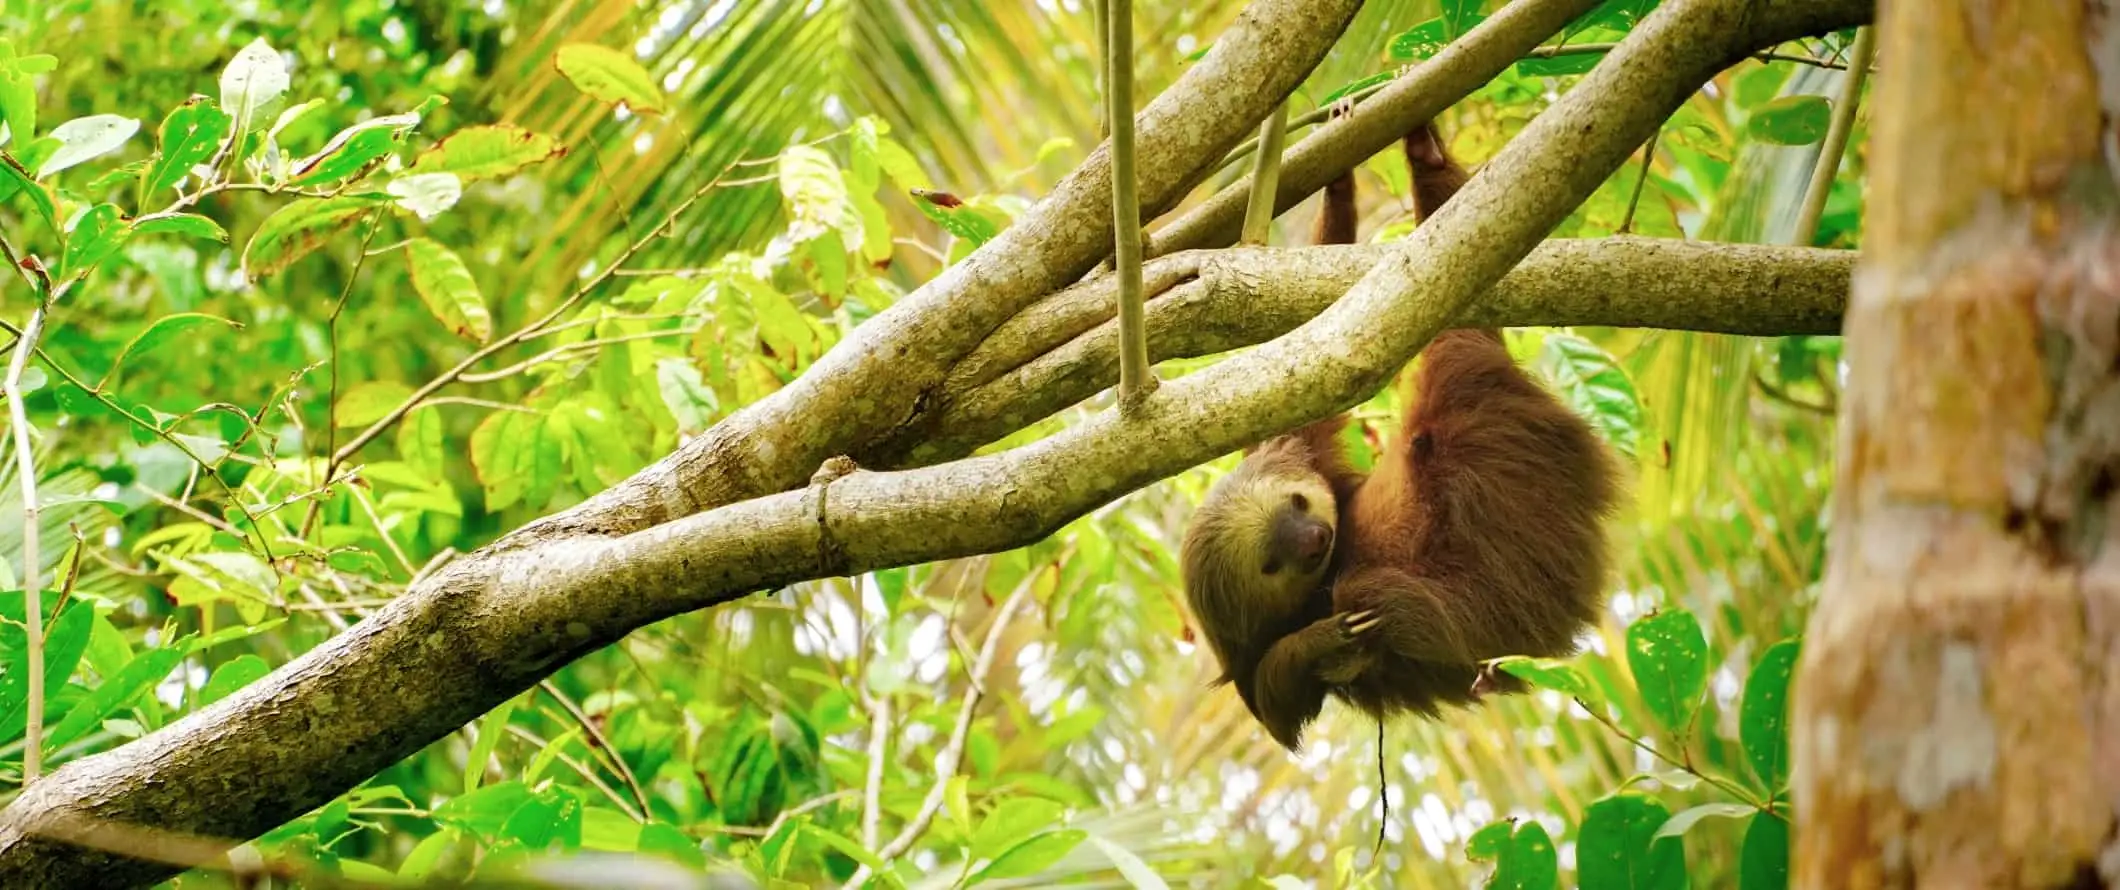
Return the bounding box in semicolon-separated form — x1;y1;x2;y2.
0;0;1873;885
1790;1;2120;887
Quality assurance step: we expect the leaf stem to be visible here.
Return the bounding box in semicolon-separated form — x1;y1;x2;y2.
1792;26;1875;247
5;302;49;783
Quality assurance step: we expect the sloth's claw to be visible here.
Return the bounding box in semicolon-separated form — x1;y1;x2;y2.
1341;609;1381;637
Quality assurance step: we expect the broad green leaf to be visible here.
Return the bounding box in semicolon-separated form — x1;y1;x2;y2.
242;195;384;279
1519;51;1606;77
219;38;290;125
1741;639;1802;791
38;114;139;177
396;405;446;480
637;821;704;867
397;827;461;879
1748;95;1832;146
1468;820;1559;890
1323;71;1393;104
0;591;94;745
968;829;1087;884
1652;802;1756;839
1492;655;1604;708
655;358;716;433
335;380;415;428
912;196;1005;247
163;552;276;624
1084;835;1167;890
553;44;667;115
404;238;492;342
945;774;974;837
134;213;229;243
61;203;131;279
1389;18;1450;61
0;153;55;230
436;778;532;837
1740;812;1790;890
146;98;234;195
797;821;888;873
405;124;564;181
44;641;191;750
970;797;1065;860
106;313;240;386
1537;331;1643;458
461;698;521;793
470;409;529;511
1577;792;1687;890
290;112;420;186
386;172;462;220
198;653;272;706
0;43;50;142
779;145;859;253
1626;609;1709;734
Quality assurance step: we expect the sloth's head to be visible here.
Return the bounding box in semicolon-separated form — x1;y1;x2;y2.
1180;439;1339;668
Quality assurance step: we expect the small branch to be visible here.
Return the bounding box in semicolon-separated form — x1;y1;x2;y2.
1791;25;1875;247
1618;126;1662;234
1239;103;1292;245
843;579;1035;888
5;303;48;783
535;681;651;820
1106;0;1156;412
1523;41;1854;71
1575;697;1765;807
858;692;892;849
457;328;697;384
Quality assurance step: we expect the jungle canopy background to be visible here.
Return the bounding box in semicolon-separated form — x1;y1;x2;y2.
0;0;1864;886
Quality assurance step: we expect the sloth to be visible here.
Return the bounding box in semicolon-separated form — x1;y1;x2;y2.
1181;122;1620;750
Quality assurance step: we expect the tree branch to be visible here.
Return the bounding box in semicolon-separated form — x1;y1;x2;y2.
0;0;1873;885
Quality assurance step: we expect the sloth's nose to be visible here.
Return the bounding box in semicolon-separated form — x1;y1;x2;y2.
1294;523;1332;571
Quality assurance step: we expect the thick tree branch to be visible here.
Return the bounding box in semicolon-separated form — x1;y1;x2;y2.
0;0;1872;885
881;239;1853;466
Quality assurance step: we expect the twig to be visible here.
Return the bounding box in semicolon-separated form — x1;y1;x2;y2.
1618;126;1661;234
859;692;893;848
1791;25;1875;247
1105;0;1156;412
5;303;48;782
501;724;643;822
1523;41;1852;70
457;328;698;384
841;579;1036;888
1238;103;1292;246
1575;697;1763;807
536;680;651;820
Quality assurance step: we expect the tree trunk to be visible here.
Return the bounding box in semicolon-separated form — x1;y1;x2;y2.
1791;2;2120;886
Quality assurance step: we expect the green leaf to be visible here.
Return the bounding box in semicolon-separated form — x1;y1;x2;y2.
397;827;461;879
1748;95;1832;146
971;797;1066;861
198;653;272;706
38;114;139;177
1626;609;1709;734
553;44;667;115
1536;331;1642;458
0;591;94;745
61;203;131;279
1741;639;1802;791
403;238;492;342
397;406;446;480
0;45;47;143
44;641;192;751
335;380;415;428
1470;820;1559;890
655;358;717;433
797;821;888;873
405;124;565;181
1739;812;1790;890
461;698;521;794
106;313;241;386
1084;835;1168;890
969;829;1087;884
289;112;420;186
1518;51;1605;77
0;153;55;231
134;213;229;243
146;98;234;195
946;774;974;837
436;779;533;839
1492;655;1604;708
1652;802;1756;840
779;145;860;255
1577;792;1687;890
219;38;290;126
1388;18;1450;61
241;195;384;280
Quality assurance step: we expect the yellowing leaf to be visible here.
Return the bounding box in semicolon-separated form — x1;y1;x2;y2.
553;44;666;115
218;38;289;125
241;195;383;280
405;124;565;181
404;238;492;342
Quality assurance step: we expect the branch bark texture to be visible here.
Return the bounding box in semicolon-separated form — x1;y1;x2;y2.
0;0;1871;885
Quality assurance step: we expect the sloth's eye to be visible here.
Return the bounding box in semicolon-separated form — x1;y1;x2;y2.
1290;493;1309;513
1261;559;1282;576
